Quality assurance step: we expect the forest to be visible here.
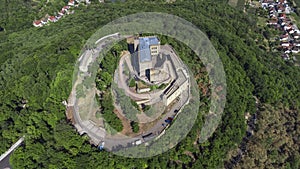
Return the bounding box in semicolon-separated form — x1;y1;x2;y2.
0;0;299;168
95;41;127;132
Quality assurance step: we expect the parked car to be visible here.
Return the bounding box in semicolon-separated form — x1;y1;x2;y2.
135;139;142;145
165;117;174;124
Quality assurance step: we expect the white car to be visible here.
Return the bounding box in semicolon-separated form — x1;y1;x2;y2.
135;139;142;145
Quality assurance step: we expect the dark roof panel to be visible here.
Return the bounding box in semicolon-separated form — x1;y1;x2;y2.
139;37;159;62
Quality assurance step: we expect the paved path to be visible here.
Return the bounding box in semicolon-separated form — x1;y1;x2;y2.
0;153;11;169
0;136;25;162
69;33;123;145
69;36;191;150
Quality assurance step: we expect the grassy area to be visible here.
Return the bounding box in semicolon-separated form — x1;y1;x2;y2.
290;13;300;28
228;0;245;10
150;83;168;91
228;0;238;7
131;99;140;111
237;0;246;10
123;61;130;76
257;16;267;27
105;123;119;135
96;111;102;118
137;81;150;90
76;84;86;98
141;104;151;112
294;55;300;66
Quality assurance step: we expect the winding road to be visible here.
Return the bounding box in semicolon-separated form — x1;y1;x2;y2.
68;34;191;151
68;33;123;145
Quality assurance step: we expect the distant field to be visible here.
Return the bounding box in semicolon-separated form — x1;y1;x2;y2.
257;16;267;27
228;0;238;7
228;0;245;10
236;0;246;10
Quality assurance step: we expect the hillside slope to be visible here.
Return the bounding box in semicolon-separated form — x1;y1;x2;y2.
0;0;299;168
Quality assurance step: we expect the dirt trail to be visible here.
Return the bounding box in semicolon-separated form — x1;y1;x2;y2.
113;109;133;136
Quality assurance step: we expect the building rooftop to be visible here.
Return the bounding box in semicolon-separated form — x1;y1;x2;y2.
139;36;160;62
164;69;188;98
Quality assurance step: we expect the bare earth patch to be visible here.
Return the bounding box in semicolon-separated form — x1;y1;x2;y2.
113;108;133;136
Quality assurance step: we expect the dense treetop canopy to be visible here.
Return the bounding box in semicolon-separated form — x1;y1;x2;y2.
0;0;299;168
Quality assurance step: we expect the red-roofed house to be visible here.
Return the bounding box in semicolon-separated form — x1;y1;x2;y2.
278;5;285;13
288;29;295;34
284;49;291;54
85;0;91;4
58;10;65;16
33;20;43;27
41;18;48;25
295;43;300;47
292;48;300;53
68;0;75;6
293;33;300;39
279;13;286;19
261;0;274;8
281;42;290;47
63;6;70;11
284;24;292;31
48;16;57;22
280;34;289;41
278;0;287;4
56;15;62;20
267;20;278;25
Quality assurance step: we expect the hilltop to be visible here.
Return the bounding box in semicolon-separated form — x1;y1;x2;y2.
0;0;299;168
